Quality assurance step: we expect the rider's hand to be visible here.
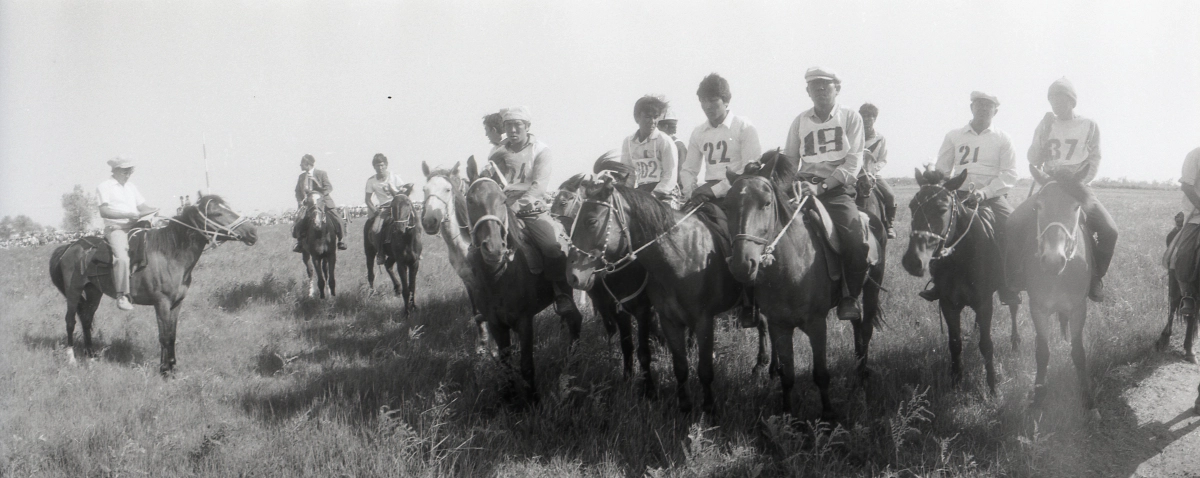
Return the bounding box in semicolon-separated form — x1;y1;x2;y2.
683;187;714;210
800;181;821;197
966;190;986;205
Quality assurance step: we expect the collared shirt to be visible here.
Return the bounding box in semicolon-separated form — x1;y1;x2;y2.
1180;147;1200;224
96;177;146;227
680;114;762;198
620;128;678;195
935;123;1018;199
498;134;553;204
1028;113;1101;184
864;133;889;174
365;172;405;207
784;105;864;188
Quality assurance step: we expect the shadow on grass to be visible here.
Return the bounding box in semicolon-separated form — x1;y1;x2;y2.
22;331;147;365
211;273;296;312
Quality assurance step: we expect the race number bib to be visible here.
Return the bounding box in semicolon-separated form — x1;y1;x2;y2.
631;149;661;185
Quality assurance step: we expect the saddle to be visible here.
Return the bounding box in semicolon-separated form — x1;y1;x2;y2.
803;196;880;283
77;226;151;279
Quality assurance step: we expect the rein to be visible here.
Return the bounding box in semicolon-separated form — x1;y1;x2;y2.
165;200;248;249
731;175;809;267
911;186;979;260
569;186;701;276
466;177;513;266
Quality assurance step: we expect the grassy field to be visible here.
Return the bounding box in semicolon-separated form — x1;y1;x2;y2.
0;186;1191;477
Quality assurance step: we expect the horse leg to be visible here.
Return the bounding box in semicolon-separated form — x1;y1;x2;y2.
696;315;716;414
365;246;376;289
941;301;965;386
1069;306;1097;417
63;290;79;364
407;263;419;311
327;254;337;297
1029;305;1051;408
1159;276;1179;352
661;318;692;413
770;323;796;417
303;253;316;298
79;286;103;358
517;316;538;405
613;303;637;379
634;304;657;399
754;314;773;377
385;257;402;296
854;281;879;381
314;257;327;299
1184;307;1197;363
977;299;998;394
155;299;177;376
1008;303;1021;352
807;317;836;421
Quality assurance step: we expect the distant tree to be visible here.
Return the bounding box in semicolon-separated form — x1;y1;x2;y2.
61;184;98;232
0;215;45;237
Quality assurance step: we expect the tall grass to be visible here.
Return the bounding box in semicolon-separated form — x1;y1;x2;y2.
0;188;1188;476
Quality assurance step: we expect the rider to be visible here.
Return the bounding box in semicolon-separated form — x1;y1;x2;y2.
783;67;868;322
679;73;763;327
482;110;507;160
927;91;1020;304
1007;78;1116;302
620;94;678;201
1172;146;1200;316
293;154;347;252
364;153;405;265
96;156;158;311
657;107;687;181
860;102;898;239
489;106;578;315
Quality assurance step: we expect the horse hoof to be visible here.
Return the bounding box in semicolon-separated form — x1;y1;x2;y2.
1186;353;1196;364
66;349;78;365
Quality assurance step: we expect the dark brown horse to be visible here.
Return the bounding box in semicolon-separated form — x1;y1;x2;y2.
299;192;337;298
49;195;257;374
725;152;885;419
566;173;742;414
464;158;583;404
902;168;1017;394
366;191;422;313
1159;211;1197;362
553;173;654;382
1024;166;1098;417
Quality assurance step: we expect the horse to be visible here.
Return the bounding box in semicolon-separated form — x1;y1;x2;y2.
365;192;422;312
1159;211;1197;363
1023;165;1099;416
297;192;338;299
566;173;743;414
723;152;885;419
49;195;258;374
552;173;654;382
420;160;490;354
464;158;583;404
902;168;1017;395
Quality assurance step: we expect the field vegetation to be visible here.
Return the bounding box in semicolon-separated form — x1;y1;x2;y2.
1;186;1192;477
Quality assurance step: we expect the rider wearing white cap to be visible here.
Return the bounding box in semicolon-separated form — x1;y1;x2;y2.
784;66;870;321
97;156;158;310
657;107;687;181
490;106;577;314
929;90;1020;304
1008;77;1116;301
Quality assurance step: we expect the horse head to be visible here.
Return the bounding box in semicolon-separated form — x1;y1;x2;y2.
421;160;462;235
305;192;326;229
725;150;790;283
551;173;589;230
389;192;416;231
465;156;515;270
565;172;629;291
180;195;258;245
1032;164;1091;275
902;168;968;277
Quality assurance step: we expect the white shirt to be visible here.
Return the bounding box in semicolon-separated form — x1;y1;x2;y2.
1029;113;1102;184
784;105;864;187
620;128;678;195
935;123;1018;199
365;172;405;206
1180;147;1200;224
96;177;145;228
680;114;762;198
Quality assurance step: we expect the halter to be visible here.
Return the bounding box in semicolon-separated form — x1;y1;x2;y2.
466;177;512;261
731;175;809;267
422;184;465;240
389;194;416;232
910;184;979;260
1035;181;1083;260
568;180;701;276
165;199;249;248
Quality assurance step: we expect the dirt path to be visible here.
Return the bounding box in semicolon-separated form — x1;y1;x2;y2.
1125;359;1200;477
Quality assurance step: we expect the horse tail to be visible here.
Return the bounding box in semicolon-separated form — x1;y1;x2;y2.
49;244;70;295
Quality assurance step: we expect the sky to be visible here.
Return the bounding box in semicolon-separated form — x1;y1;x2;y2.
1;0;1197;227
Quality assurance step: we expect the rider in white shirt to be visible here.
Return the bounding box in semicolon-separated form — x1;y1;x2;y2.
364;153;405;265
96;156;158;311
620;95;678;201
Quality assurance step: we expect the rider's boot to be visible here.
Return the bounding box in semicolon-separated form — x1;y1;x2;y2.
919;282;939;302
337;241;347;251
737;287;758;328
886;223;896;239
1088;275;1106;302
552;281;577;314
293;240;303;253
116;294;134;311
837;294;862;321
998;288;1022;306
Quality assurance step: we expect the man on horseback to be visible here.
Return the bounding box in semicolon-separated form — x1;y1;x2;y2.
620;94;678;201
293;154;346;253
482;111;506;160
365;153;406;265
657;107;687;187
1167;147;1200;327
860;103;898;239
97;157;158;311
783;67;869;321
679;73;763;326
488;106;577;314
1007;78;1116;302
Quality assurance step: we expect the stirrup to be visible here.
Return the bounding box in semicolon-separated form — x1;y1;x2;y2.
1181;296;1197;317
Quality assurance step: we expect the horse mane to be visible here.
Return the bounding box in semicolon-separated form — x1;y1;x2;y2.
558;173;588;192
612;184;677;245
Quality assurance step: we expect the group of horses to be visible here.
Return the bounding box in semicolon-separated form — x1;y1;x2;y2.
44;153;1200;419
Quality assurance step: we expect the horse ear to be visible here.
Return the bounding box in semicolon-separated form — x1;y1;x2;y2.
914;167;925;185
1072;163;1092;184
944;169;969;191
466;156;479;182
421;161;432;178
761;150;779;176
450;161;461;176
1029;163;1051;185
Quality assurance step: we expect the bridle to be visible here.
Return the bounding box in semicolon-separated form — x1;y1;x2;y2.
165;198;249;248
1035;181;1083;260
466;176;513;264
910;184;979;260
422;177;467;240
389;194;416;232
731;175;809;267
